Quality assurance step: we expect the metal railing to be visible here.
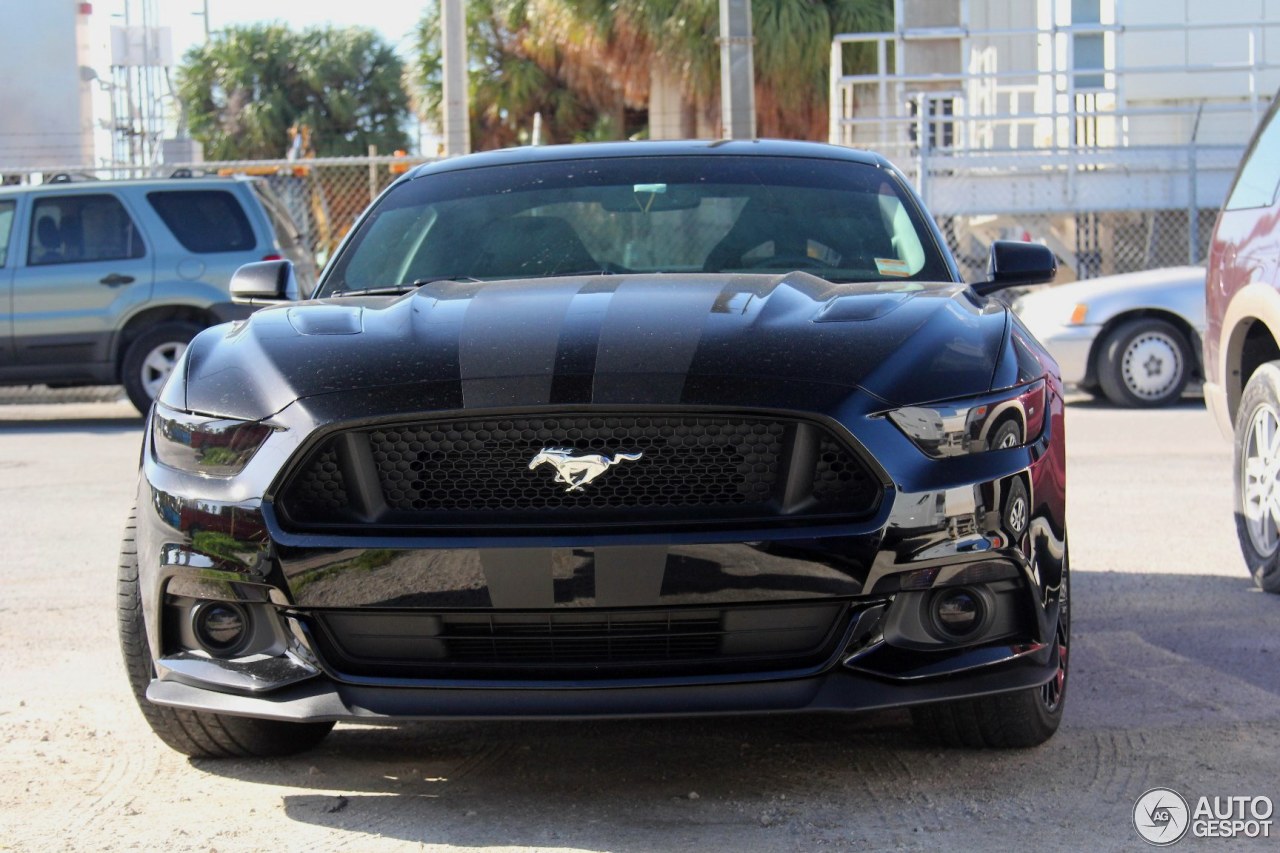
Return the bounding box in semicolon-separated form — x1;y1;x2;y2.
829;13;1280;277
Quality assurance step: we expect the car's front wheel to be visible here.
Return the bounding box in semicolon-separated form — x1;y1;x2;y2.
117;509;334;757
1233;362;1280;593
911;555;1069;748
120;322;202;414
1096;318;1191;407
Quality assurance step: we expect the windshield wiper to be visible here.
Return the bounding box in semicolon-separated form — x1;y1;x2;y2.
333;276;479;297
540;268;615;278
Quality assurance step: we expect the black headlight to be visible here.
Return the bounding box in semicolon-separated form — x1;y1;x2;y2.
151;404;277;478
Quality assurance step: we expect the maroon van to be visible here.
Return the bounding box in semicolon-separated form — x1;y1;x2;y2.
1205;94;1280;594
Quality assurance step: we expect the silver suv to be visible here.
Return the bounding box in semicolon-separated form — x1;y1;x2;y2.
0;175;316;412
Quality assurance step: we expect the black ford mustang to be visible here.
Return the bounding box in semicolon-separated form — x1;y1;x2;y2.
118;140;1069;758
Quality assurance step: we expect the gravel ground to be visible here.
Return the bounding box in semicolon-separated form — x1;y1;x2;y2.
0;397;1276;852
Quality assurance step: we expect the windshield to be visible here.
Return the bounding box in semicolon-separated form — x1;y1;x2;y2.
320;154;951;296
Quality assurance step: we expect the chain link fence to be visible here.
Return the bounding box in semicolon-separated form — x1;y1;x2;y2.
2;154;437;269
937;207;1219;285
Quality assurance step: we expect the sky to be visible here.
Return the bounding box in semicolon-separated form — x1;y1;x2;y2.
112;0;428;60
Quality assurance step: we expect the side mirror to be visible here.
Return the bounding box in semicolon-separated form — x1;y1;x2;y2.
971;241;1057;296
230;260;300;305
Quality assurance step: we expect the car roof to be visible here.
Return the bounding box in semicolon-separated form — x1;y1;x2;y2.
0;174;257;198
404;139;891;181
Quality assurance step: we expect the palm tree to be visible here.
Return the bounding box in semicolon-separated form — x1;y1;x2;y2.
412;0;891;148
179;24;411;159
413;1;603;149
297;28;413;156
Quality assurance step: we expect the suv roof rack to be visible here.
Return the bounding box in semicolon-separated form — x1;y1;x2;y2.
46;172;100;184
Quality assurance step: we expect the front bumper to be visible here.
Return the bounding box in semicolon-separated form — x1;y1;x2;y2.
1023;324;1098;387
134;381;1068;721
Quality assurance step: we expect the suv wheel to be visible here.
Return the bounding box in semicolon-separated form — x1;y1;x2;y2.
1097;318;1191;407
121;322;202;414
1234;362;1280;593
118;509;334;757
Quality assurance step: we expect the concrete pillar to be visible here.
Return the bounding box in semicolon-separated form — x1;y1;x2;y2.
718;0;756;140
441;0;470;156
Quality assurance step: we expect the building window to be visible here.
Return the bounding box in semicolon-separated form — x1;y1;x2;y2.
1072;0;1105;90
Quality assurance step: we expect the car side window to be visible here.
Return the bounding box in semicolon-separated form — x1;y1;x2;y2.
28;194;146;266
1225;109;1280;211
0;200;14;266
147;190;256;253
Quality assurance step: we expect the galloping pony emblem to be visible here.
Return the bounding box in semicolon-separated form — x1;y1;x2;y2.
528;448;643;492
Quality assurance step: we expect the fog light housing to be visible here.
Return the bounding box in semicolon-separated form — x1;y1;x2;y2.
929;587;986;640
191;601;250;657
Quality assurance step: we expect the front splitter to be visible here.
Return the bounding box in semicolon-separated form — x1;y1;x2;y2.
146;651;1058;723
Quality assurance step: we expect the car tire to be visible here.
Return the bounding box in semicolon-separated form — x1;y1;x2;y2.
911;554;1069;748
117;509;334;758
121;322;203;415
1233;362;1280;593
1096;318;1191;408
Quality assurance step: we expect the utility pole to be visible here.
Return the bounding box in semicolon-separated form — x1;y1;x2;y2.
194;0;210;40
718;0;756;140
441;0;471;156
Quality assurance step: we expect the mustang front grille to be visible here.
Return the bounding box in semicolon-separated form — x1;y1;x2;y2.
306;603;845;679
276;411;880;532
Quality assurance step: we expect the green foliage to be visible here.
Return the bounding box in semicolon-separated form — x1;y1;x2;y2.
413;0;597;149
178;23;412;159
190;531;251;568
411;0;891;147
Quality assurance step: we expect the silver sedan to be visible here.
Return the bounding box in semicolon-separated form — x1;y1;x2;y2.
1012;266;1205;407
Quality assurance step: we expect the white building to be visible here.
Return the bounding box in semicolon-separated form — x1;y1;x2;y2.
830;0;1280;277
0;0;96;173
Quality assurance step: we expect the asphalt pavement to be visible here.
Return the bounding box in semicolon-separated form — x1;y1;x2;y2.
0;396;1275;851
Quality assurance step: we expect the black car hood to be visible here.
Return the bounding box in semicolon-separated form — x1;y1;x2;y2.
173;273;1008;421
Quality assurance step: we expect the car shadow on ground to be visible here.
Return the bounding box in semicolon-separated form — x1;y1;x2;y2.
188;571;1279;848
0;416;143;434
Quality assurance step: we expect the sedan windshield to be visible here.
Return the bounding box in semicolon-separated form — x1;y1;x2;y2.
320;154;951;295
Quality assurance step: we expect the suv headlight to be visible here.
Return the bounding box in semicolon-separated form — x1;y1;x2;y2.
152;404;277;477
887;379;1046;458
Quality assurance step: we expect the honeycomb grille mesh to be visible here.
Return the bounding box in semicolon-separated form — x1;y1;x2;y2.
290;446;347;511
813;434;875;504
368;415;782;513
280;412;878;529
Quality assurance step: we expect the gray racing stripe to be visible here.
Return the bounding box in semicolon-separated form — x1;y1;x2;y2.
592;278;724;404
549;283;616;405
459;282;581;408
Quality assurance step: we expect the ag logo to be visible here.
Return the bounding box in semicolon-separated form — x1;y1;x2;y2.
1134;788;1190;846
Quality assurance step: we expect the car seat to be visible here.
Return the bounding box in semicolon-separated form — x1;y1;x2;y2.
471;216;599;278
34;215;63;264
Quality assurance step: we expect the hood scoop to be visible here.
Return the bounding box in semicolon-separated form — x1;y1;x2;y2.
287;305;364;336
814;292;913;323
